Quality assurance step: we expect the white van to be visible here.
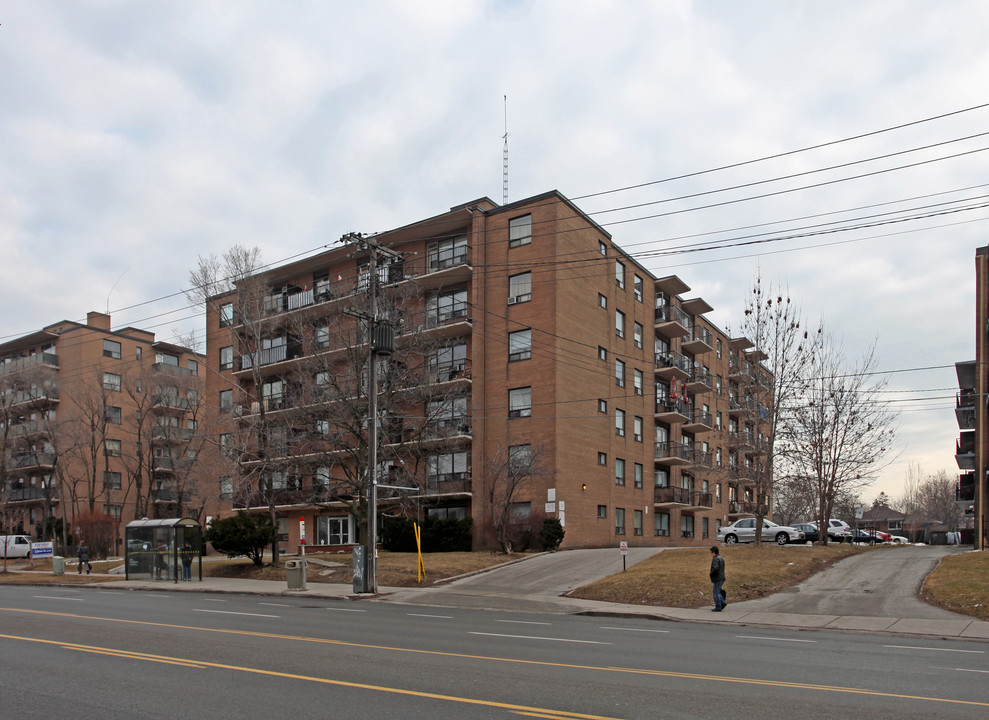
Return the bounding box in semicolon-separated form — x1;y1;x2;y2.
0;535;33;558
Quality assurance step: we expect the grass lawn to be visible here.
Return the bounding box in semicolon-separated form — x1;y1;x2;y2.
920;550;989;621
568;544;867;608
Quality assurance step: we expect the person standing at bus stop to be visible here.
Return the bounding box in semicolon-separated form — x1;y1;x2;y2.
77;542;91;574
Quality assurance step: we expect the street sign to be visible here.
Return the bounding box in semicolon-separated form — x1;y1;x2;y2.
620;541;628;555
299;516;306;544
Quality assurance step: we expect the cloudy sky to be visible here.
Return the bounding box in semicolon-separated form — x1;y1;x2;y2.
2;1;987;504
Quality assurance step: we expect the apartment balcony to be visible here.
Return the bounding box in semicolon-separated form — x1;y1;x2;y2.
238;342;303;375
654;441;692;466
685;367;714;394
8;420;51;439
726;429;753;450
9;387;59;408
681;325;714;355
422;474;473;497
654;304;691;339
683;409;714;434
423;416;472;442
653;486;691;506
153;488;192;504
681;491;713;510
956;360;976;392
728;396;759;417
655;398;689;424
9;453;57;470
152;456;181;473
249;394;289;416
151;393;191;414
427;358;473;386
956;392;977;430
956;432;976;470
151;426;194;443
729;358;755;380
3;486;49;503
655;350;691;381
689;448;712;468
0;352;59;376
152;362;193;377
234;487;313;509
956;472;976;506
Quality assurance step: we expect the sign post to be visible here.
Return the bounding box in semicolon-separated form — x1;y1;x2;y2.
620;541;628;571
299;516;307;563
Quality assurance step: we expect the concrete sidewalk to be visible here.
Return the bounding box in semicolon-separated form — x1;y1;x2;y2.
59;572;989;642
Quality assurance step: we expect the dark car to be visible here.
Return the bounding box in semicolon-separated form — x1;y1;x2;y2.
791;523;820;542
849;528;881;544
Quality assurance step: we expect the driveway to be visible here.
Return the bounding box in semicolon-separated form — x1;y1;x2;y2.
728;544;965;619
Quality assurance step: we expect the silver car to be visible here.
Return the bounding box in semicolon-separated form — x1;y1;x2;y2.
717;518;806;546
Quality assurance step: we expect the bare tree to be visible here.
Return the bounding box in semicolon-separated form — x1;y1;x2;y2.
789;333;897;543
916;469;964;532
734;275;817;543
478;443;553;554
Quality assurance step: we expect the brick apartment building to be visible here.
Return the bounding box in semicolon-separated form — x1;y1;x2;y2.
0;312;208;554
206;190;772;552
954;244;989;549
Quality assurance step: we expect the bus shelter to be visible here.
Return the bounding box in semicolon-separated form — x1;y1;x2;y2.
125;518;202;582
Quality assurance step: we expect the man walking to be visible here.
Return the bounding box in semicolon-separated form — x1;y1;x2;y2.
709;546;726;612
76;542;91;575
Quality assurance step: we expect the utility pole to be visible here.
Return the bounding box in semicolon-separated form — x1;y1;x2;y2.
339;232;397;594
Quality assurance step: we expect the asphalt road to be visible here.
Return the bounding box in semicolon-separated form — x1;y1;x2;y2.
1;578;986;719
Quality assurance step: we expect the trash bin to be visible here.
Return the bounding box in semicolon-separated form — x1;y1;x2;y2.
52;556;65;575
285;559;306;591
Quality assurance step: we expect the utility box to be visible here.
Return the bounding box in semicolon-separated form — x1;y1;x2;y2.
52;556;65;575
285;559;307;591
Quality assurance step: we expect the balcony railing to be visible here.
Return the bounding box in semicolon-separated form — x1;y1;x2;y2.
655;350;692;374
424;475;473;495
654;304;691;328
691;491;713;508
655;441;691;462
9;453;57;469
654;486;691;504
241;343;291;370
0;352;59;375
9;387;59;406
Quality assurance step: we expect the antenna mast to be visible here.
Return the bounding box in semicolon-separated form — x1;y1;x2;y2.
502;95;509;204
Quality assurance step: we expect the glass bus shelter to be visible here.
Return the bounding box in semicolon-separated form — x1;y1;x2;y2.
124;518;202;582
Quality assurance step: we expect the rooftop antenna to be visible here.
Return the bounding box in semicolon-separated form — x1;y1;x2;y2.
502;94;509;204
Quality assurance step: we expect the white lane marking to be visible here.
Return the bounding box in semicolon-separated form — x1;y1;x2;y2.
600;626;670;634
736;635;816;643
259;603;291;607
326;608;366;613
955;668;989;673
496;620;551;626
408;613;454;619
885;644;984;654
470;632;610;645
203;598;226;602
33;595;84;602
193;609;279;618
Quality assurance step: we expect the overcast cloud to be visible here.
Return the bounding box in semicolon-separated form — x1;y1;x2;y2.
2;0;987;503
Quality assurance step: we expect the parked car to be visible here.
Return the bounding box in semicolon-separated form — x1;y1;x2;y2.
848;528;881;544
791;523;820;542
860;528;890;542
717;518;806;545
889;535;910;544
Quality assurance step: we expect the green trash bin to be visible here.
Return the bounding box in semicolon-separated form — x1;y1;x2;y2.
52;556;65;575
285;559;306;591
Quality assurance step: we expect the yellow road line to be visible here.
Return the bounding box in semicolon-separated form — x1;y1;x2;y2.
0;632;618;720
2;607;986;709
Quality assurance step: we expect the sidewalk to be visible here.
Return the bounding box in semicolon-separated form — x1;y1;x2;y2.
56;572;989;642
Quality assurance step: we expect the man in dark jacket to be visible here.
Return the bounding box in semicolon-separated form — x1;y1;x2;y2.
709;546;726;611
77;542;91;575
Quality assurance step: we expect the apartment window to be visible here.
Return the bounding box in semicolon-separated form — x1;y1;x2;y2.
104;439;121;457
633;416;643;442
427;451;469;483
716;338;722;358
716;375;723;395
219;477;233;500
598;452;607;466
633;322;643;349
314;467;331;489
315;371;329;386
219;389;233;413
508;329;532;362
634;462;643;488
508;387;531;418
716;483;722;503
103;471;122;489
633;368;643;396
615;408;625;437
615;359;625;387
135;346;142;360
103;372;121;392
508;272;532;304
317;516;353;546
219;346;234;371
633;274;643;302
716;411;723;430
219;302;234;327
428;235;468;270
715;448;722;467
615;260;625;290
615;309;625;338
156;352;179;366
615;458;625;485
427;289;468;324
655;469;669;488
103;339;121;359
105;406;122;424
655;512;670;537
598;346;607;361
508;444;532;475
186;418;197;431
597;505;607;519
598;293;607;309
509;214;532;247
681;514;695;538
220;433;234;450
615;508;626;535
633;510;643;536
510;502;532;523
598;240;607;256
187;359;199;376
315;324;330;349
